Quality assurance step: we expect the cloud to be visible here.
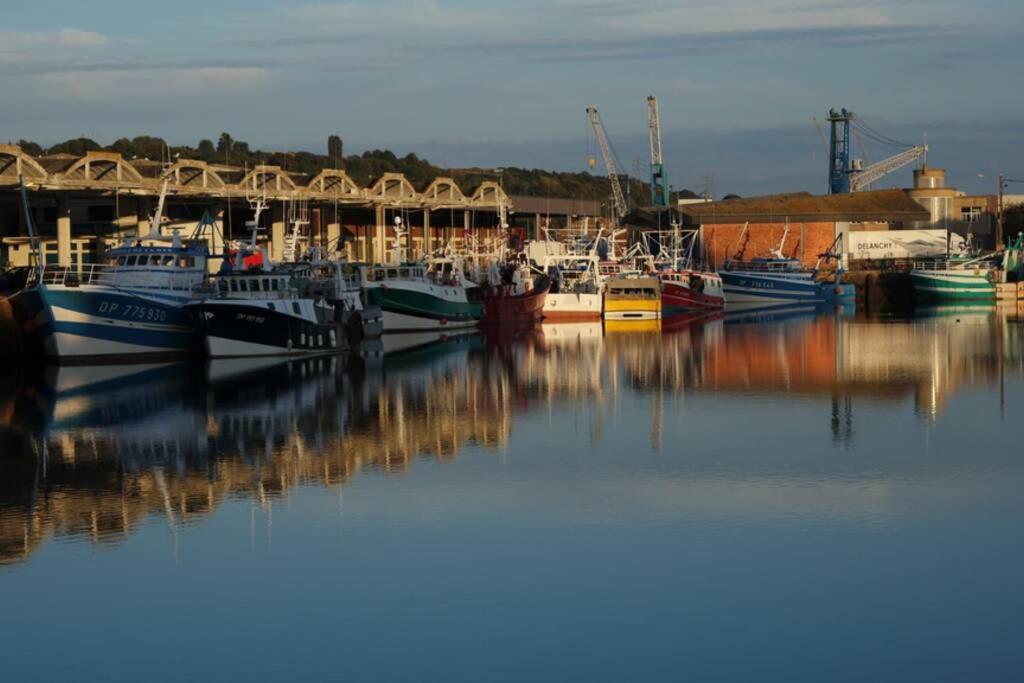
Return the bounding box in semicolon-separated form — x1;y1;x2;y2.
37;67;271;101
0;28;109;55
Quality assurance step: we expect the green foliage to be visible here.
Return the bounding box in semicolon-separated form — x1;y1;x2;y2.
327;135;343;164
16;140;43;156
45;137;101;156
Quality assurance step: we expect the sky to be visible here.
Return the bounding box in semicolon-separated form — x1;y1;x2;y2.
1;0;1021;196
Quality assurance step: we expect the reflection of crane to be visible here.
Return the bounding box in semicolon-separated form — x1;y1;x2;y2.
647;95;670;206
827;108;927;194
586;105;630;222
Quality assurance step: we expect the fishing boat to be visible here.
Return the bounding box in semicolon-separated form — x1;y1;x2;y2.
186;204;341;358
541;253;603;321
187;268;341;357
655;222;725;311
720;225;853;305
603;274;662;320
911;234;1024;301
474;263;550;324
363;262;483;332
29;184;210;362
356;217;483;333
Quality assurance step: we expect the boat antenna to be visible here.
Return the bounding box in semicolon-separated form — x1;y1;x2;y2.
144;179;170;240
18;176;43;278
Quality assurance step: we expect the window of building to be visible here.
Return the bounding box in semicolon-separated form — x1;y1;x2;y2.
961;206;983;223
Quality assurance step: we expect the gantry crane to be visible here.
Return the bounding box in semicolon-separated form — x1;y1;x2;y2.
586;105;630;222
828;108;927;193
647;95;670;206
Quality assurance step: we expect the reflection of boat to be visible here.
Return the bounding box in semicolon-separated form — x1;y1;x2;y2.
539;321;603;346
603;275;662;320
913;303;996;319
724;301;825;324
374;330;479;357
662;310;724;334
604;318;661;334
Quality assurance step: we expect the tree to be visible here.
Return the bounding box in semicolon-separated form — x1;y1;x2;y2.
16;139;43;156
327;135;343;166
197;139;216;160
216;132;234;159
722;193;742;200
46;137;101;156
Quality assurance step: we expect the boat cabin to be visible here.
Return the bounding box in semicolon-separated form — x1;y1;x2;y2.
215;273;296;299
605;279;661;300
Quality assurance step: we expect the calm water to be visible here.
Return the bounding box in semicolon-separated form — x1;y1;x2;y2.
2;307;1024;682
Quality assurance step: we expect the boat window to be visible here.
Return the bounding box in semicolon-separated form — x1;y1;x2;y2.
293;302;301;315
219;280;228;294
148;255;161;266
162;255;175;266
116;256;126;266
262;278;271;292
268;302;276;311
125;255;138;266
271;279;280;291
387;269;398;279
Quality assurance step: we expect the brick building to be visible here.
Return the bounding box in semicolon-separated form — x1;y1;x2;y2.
627;189;931;268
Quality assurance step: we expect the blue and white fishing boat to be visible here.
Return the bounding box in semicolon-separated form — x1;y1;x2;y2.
33;186;211;362
720;226;854;305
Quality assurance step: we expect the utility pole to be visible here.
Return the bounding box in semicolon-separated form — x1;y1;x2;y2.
998;174;1005;250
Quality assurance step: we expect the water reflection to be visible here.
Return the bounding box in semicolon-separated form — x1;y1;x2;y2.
1;306;1022;566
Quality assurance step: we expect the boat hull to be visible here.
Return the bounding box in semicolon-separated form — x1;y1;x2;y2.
38;285;200;363
660;278;725;311
366;283;481;332
480;283;549;324
910;269;995;300
188;301;340;358
603;297;662;320
542;292;603;321
720;271;854;304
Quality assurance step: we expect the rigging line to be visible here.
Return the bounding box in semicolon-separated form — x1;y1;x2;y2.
852;115;913;148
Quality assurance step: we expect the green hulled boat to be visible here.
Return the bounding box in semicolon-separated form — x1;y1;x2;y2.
911;234;1024;301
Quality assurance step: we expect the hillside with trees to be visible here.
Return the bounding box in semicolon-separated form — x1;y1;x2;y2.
12;133;704;203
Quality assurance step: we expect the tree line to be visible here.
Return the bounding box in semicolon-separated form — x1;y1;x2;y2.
12;133;709;203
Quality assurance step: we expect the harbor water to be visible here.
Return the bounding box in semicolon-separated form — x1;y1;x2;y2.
2;307;1023;681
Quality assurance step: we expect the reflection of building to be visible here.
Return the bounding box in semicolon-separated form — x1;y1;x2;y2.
2;313;1021;565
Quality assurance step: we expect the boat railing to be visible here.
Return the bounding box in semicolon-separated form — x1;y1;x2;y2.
35;263;208;293
723;259;813;274
911;256;996;272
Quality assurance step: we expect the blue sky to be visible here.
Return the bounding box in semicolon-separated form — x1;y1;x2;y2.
2;0;1021;195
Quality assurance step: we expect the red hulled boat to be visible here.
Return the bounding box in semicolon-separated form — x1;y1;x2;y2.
659;269;725;311
478;278;550;324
